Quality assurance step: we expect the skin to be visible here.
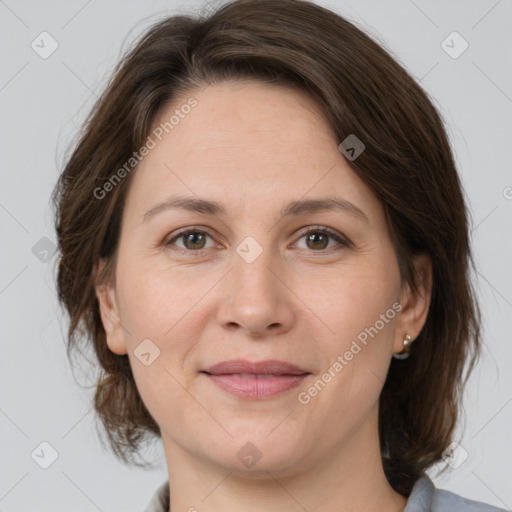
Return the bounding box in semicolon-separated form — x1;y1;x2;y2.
96;80;432;512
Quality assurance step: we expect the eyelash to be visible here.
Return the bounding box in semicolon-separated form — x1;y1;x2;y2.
163;225;350;256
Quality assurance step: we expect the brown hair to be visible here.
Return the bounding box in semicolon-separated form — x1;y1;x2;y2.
52;0;481;496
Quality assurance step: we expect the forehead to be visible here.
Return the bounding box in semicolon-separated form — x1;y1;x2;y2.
124;80;381;226
153;79;335;157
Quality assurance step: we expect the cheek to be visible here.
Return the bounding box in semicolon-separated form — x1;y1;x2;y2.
117;270;197;426
116;259;203;342
304;259;399;347
115;262;208;396
299;274;398;439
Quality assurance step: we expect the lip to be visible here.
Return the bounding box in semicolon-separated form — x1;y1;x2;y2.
203;359;309;376
201;359;311;400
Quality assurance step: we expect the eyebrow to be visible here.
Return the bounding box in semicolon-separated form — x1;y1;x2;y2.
142;195;369;224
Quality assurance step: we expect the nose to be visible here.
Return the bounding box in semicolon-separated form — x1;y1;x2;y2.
216;243;295;338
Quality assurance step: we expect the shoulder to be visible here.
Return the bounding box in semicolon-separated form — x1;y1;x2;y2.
405;473;508;512
432;487;508;512
142;480;169;512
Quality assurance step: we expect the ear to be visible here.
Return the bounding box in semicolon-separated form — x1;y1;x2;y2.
394;253;432;353
94;258;128;355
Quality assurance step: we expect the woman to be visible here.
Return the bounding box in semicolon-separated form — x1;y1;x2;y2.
52;0;507;511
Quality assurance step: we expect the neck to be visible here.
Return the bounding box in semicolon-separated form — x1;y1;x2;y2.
162;406;408;512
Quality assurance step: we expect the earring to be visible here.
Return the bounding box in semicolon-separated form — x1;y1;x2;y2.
393;334;413;360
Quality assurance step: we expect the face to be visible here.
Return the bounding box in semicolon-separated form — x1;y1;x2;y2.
96;80;431;477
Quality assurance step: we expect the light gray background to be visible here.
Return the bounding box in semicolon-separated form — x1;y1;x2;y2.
1;0;511;510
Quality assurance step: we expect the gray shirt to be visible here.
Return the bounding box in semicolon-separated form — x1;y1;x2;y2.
142;472;508;511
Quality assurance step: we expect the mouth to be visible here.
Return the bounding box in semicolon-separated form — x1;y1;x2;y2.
200;359;311;400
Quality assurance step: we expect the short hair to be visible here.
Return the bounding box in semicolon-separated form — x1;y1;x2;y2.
52;0;481;496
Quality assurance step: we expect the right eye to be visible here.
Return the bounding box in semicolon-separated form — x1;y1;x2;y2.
164;228;218;254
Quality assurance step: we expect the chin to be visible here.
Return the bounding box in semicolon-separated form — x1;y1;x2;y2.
204;434;306;477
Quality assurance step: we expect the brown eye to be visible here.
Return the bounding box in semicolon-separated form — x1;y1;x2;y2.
305;232;329;250
165;229;214;252
295;228;349;252
181;231;207;250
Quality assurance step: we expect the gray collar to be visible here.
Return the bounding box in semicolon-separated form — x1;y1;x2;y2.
404;473;434;512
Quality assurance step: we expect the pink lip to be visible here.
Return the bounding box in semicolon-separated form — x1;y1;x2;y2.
201;359;310;400
205;374;308;399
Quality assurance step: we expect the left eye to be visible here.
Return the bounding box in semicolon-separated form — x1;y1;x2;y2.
164;227;348;253
294;228;348;251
